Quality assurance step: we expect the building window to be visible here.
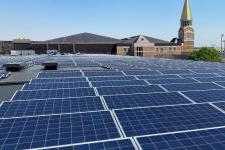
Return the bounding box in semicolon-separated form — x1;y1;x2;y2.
136;47;143;57
160;48;163;51
169;47;172;51
156;48;159;51
173;47;176;51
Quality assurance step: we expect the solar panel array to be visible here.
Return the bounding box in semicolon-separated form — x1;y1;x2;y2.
2;55;225;149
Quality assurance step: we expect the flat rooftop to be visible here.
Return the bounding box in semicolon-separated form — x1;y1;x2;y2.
1;54;225;149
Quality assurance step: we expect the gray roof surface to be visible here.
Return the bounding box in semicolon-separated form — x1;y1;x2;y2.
46;32;121;44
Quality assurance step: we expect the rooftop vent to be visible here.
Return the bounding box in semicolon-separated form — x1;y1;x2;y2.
42;62;58;70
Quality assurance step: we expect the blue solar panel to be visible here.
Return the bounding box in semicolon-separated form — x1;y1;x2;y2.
47;139;136;150
213;102;225;112
215;82;225;88
136;75;181;80
115;104;225;137
91;80;148;87
191;69;225;74
23;82;90;90
147;78;197;84
84;71;124;77
194;77;225;82
123;70;160;76
31;77;87;83
97;85;164;96
179;73;219;78
88;76;136;82
12;88;96;100
0;111;121;149
0;97;104;118
104;92;191;109
37;72;83;78
162;83;223;92
137;127;225;150
182;89;225;103
158;69;193;75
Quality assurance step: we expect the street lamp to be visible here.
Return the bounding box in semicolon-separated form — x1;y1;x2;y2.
221;34;224;51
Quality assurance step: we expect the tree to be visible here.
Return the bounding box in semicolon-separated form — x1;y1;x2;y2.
188;47;222;62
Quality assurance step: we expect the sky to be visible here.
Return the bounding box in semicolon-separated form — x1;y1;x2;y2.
0;0;224;47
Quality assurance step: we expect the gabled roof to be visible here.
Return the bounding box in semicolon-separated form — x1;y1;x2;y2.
119;35;169;45
46;32;121;44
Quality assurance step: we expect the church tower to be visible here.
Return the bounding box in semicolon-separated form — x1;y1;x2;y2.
179;0;194;52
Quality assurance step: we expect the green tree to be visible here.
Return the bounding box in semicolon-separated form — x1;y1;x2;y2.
188;47;222;62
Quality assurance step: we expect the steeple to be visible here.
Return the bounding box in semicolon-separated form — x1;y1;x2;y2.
181;0;192;27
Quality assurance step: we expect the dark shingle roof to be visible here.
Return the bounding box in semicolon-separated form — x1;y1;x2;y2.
118;35;169;45
46;32;121;44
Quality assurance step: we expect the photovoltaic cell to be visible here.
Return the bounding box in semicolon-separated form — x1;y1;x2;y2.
179;73;219;78
0;97;104;118
0;111;121;149
194;77;225;82
147;78;197;85
23;82;90;90
123;70;160;76
104;92;191;109
88;76;136;82
91;80;148;87
97;85;164;96
136;75;181;80
162;83;223;92
115;104;225;137
12;88;96;100
47;139;136;150
84;71;124;77
182;89;225;103
158;69;193;75
31;78;86;84
37;72;83;78
137;127;225;150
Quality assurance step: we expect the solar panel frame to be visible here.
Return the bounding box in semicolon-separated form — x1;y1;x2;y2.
88;76;136;82
103;92;192;110
45;138;137;150
96;85;165;96
12;88;97;101
23;82;90;90
161;82;223;92
30;77;87;84
114;103;225;137
0;96;105;118
0;111;121;149
147;78;197;85
136;75;181;80
136;127;225;150
91;80;148;87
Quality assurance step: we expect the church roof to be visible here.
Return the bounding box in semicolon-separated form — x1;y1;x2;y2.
181;0;192;20
119;35;169;45
46;32;121;44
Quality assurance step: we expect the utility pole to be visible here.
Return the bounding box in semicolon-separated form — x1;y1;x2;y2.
223;40;225;52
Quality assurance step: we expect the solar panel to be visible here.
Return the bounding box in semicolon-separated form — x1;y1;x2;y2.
97;85;164;96
182;89;225;103
158;69;193;75
191;69;225;74
0;111;121;149
215;82;225;87
179;73;219;78
194;77;225;82
91;80;148;87
137;127;225;150
162;83;223;92
88;76;136;82
37;72;83;78
84;71;124;77
114;104;225;137
136;75;181;80
12;88;96;100
47;139;136;150
23;82;90;90
0;97;104;118
104;92;191;109
123;70;160;76
147;78;197;85
31;77;87;84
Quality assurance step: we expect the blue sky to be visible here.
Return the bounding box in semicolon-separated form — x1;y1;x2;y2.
0;0;224;47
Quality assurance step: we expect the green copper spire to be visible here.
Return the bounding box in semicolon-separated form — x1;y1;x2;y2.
181;0;192;21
